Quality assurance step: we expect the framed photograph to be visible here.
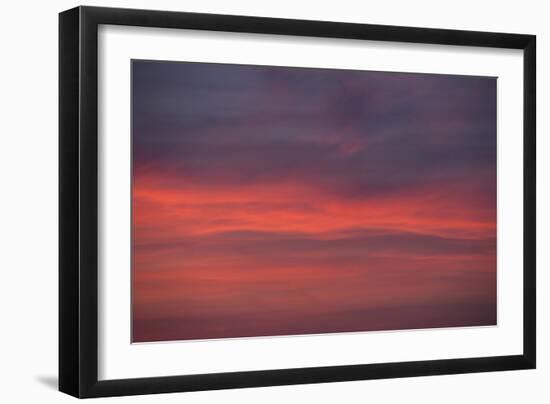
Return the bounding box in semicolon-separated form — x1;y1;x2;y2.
59;6;536;398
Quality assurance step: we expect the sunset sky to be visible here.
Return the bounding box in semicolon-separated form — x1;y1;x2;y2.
131;60;497;342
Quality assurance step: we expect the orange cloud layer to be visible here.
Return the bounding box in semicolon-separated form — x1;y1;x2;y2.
133;172;495;244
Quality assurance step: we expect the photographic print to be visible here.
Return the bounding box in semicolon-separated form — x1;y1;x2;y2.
131;60;497;343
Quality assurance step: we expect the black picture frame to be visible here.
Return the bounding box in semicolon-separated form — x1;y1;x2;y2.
59;5;536;398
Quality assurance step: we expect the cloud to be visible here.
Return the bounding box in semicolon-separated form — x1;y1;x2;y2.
131;60;497;342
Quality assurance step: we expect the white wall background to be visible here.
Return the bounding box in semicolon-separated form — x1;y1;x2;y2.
0;0;546;402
